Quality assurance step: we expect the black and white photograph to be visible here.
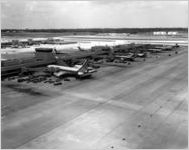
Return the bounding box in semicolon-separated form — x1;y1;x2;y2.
1;0;188;149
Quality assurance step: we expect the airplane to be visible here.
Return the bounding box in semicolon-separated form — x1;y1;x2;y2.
155;46;173;51
146;49;163;53
78;46;87;51
136;52;147;58
47;59;97;78
114;53;136;61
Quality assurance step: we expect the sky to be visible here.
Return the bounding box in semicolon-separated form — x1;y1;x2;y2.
1;0;188;29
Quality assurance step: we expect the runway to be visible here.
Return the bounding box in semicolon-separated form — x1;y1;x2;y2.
1;47;188;149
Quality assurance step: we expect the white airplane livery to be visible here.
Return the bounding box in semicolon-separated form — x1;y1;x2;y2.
47;60;97;77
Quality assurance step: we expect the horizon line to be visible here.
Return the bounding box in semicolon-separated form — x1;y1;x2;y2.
2;27;188;30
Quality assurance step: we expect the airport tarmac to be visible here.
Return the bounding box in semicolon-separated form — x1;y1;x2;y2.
1;47;188;149
1;35;188;55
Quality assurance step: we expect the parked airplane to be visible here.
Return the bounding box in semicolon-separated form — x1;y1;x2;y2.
115;53;135;61
155;46;173;51
136;52;147;58
147;49;163;53
78;46;87;51
47;59;97;78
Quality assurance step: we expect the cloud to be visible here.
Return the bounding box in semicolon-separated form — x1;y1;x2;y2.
1;1;188;29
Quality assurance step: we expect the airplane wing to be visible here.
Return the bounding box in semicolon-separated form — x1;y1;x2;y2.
48;65;80;72
53;71;67;77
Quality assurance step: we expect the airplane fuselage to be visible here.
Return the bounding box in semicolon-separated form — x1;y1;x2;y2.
47;64;96;78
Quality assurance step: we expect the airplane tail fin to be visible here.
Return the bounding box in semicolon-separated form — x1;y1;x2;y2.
78;46;83;51
78;59;89;72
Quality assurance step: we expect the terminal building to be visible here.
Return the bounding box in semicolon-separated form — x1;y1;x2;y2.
153;31;178;36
